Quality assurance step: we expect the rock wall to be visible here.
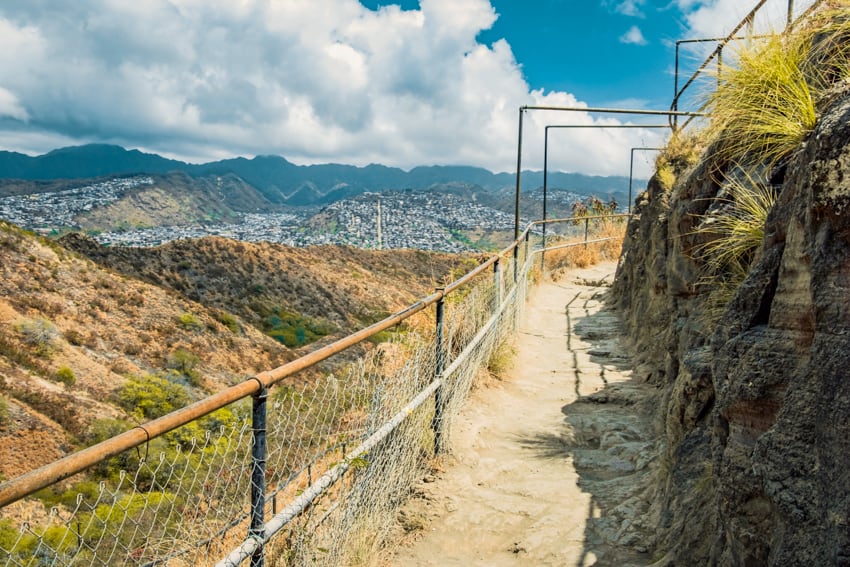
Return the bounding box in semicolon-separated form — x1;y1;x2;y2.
613;89;850;565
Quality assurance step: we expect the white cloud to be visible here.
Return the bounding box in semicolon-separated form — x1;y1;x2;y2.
0;87;28;121
0;1;666;177
678;0;817;40
616;0;646;17
620;25;648;45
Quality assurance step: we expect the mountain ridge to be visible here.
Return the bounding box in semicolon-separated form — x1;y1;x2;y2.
0;144;642;206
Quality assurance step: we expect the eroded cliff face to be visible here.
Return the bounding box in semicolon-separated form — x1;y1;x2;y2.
613;89;850;565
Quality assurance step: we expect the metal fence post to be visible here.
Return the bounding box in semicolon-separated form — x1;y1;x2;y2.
540;222;547;273
584;218;589;249
431;291;446;454
524;231;530;271
494;258;502;310
512;245;519;286
250;388;268;567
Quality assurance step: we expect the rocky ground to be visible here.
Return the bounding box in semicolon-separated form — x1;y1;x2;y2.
380;262;660;566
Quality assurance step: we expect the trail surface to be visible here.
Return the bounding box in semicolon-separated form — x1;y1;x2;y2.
383;262;657;566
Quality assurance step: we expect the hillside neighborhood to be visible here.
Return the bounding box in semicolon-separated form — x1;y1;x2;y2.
0;177;154;228
0;177;535;252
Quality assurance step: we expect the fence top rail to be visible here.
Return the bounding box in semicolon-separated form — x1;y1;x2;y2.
0;218;554;508
531;213;631;226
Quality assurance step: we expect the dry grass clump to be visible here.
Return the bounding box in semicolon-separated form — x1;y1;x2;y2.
692;167;777;324
801;0;850;93
707;33;817;167
655;132;704;191
665;4;850;325
704;3;850;168
544;219;626;277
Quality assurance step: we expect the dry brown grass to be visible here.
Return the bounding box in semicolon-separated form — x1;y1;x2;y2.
543;219;626;279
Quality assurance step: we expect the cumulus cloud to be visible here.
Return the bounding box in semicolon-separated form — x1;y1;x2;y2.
620;25;649;45
678;0;817;40
0;0;666;176
0;87;28;121
615;0;646;18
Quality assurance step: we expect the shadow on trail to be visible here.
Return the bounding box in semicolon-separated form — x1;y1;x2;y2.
516;294;658;567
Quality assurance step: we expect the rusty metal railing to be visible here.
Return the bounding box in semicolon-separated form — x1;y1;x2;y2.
0;241;515;510
670;0;828;130
0;215;626;566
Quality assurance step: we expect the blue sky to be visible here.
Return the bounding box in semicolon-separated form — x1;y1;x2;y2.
362;0;739;109
479;1;683;109
0;0;815;177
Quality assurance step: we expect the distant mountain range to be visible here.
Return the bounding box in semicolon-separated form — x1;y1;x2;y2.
0;144;642;207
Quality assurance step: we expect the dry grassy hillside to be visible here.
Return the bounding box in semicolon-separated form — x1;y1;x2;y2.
61;234;480;341
0;222;475;482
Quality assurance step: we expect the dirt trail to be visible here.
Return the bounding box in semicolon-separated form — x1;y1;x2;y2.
383;262;658;566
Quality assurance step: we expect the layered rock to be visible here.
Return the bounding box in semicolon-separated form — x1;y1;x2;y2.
613;89;850;564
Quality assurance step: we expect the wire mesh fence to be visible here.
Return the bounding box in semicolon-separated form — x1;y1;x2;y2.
0;241;533;567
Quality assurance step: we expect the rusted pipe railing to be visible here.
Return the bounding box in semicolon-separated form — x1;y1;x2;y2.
0;223;532;509
219;247;532;567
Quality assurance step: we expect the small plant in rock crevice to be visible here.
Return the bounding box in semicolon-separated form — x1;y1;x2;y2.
655;132;704;192
691;167;777;325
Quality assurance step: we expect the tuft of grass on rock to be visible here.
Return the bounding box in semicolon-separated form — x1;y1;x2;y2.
693;168;777;274
707;33;817;167
692;167;777;325
655;132;704;191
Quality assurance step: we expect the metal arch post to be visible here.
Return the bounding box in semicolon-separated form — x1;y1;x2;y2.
514;107;525;241
511;104;702;257
541;124;671;219
541;126;550;272
629;150;635;215
524;230;530;271
629;147;664;214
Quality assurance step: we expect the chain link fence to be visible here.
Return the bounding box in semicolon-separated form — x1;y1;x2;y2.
0;236;533;567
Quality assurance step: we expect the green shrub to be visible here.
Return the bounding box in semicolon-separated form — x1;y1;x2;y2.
83;418;133;446
261;308;333;347
166;348;202;387
176;312;203;331
117;374;190;420
54;366;76;388
0;519;38;560
13;317;60;356
0;395;8;427
216;311;242;334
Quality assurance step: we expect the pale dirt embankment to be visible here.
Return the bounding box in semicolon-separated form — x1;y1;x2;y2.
382;262;659;566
